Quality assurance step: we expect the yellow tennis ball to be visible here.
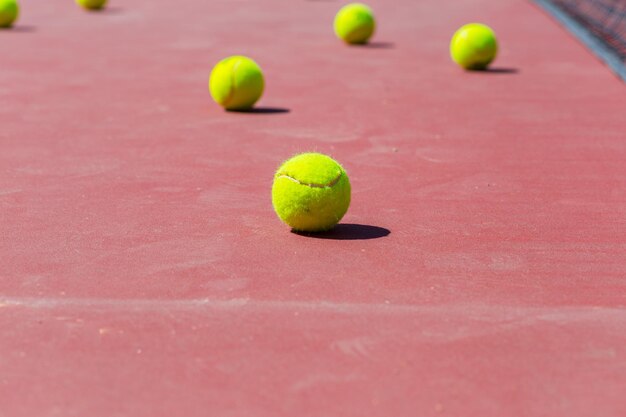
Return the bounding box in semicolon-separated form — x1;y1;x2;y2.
334;3;376;45
76;0;107;10
450;23;498;70
0;0;19;28
209;56;265;111
272;153;351;232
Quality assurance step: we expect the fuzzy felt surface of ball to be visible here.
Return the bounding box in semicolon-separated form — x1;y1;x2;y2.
272;153;351;232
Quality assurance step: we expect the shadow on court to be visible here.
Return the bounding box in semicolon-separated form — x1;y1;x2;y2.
1;25;36;32
228;107;291;114
480;67;519;74
353;41;395;49
294;223;391;240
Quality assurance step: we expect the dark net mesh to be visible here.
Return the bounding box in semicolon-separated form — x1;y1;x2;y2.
544;0;626;61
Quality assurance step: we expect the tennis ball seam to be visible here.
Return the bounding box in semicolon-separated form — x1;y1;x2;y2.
222;59;241;109
276;171;343;189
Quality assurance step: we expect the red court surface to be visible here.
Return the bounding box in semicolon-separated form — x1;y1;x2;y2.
2;0;626;416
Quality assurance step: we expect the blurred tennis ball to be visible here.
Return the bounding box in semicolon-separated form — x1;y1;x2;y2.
76;0;108;11
209;56;265;111
0;0;19;28
334;3;376;45
450;23;498;70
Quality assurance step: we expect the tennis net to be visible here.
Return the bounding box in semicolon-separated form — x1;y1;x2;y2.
534;0;626;81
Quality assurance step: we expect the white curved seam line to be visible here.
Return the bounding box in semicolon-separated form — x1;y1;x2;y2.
277;172;343;189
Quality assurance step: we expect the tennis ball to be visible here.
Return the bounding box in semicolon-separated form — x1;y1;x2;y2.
450;23;498;70
272;153;351;232
76;0;107;11
209;56;265;111
334;3;375;45
0;0;19;28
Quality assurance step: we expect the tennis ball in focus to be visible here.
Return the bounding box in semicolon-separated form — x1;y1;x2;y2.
209;56;265;111
0;0;19;28
272;153;351;232
334;3;375;45
450;23;498;70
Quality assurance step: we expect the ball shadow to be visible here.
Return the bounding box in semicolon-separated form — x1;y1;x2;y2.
1;25;36;32
228;107;290;114
293;223;390;240
353;41;395;49
81;6;123;13
476;67;519;74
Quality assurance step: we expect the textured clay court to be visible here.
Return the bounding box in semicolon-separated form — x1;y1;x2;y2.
1;0;626;416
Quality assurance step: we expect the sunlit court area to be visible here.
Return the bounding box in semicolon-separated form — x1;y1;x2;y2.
1;0;626;416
